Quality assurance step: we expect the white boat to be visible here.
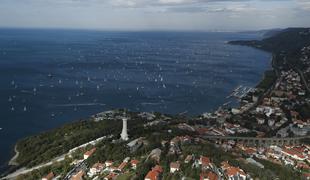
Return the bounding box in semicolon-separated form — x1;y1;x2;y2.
23;106;27;112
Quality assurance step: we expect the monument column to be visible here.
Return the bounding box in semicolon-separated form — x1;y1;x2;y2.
120;118;129;141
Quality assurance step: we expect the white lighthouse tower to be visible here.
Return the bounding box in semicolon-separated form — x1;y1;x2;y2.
120;118;129;141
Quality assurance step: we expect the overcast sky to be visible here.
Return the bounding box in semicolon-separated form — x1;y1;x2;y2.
0;0;309;31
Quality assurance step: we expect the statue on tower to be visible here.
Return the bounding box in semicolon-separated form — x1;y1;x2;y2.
120;118;129;141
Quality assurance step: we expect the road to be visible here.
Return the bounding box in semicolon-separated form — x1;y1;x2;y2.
1;135;112;180
2;155;66;180
295;68;310;93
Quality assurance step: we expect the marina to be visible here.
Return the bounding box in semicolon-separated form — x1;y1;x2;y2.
227;85;256;100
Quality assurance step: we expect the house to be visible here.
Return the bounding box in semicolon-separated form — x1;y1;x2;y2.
105;160;113;167
221;162;246;180
303;173;310;180
152;165;163;174
88;162;104;177
127;137;144;152
71;170;84;180
123;157;131;163
283;158;295;166
145;170;160;180
108;166;119;173
225;167;246;180
170;162;180;173
118;162;127;172
104;173;118;180
145;165;163;180
282;148;307;161
42;172;54;180
199;156;212;169
200;171;219;180
244;148;257;157
84;148;96;159
296;162;310;170
147;148;162;163
130;159;139;169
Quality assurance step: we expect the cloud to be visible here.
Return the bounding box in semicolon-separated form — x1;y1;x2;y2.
296;0;310;10
0;0;309;31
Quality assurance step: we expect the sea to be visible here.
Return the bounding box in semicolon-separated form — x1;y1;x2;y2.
0;28;271;173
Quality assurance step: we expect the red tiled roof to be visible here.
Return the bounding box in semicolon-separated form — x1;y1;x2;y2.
105;173;117;180
84;148;96;156
226;167;246;177
303;173;310;177
244;148;256;155
92;162;104;170
200;156;211;165
152;165;163;173
297;162;310;170
283;148;306;159
130;159;139;165
145;170;159;180
118;162;127;170
221;161;230;170
43;172;54;180
71;170;84;180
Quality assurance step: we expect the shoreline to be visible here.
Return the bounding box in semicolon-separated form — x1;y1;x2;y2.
2;37;274;176
8;145;19;166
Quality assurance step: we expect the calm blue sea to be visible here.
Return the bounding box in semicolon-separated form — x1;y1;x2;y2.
0;29;271;172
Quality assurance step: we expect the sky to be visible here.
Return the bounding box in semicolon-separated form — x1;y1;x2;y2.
0;0;309;31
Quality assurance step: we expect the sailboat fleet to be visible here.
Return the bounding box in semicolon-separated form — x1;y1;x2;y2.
7;61;173;114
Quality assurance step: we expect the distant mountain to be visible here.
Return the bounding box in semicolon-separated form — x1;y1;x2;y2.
261;28;283;38
230;27;310;69
238;28;282;38
231;28;310;55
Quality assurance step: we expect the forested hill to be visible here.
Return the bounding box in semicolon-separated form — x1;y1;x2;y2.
230;28;310;68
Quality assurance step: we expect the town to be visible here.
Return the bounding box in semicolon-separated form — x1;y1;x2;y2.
2;28;310;180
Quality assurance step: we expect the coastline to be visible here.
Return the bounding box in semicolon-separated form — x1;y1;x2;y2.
2;34;274;177
4;55;274;170
8;145;19;166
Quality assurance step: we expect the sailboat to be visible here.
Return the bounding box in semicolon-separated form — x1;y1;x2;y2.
33;87;37;95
